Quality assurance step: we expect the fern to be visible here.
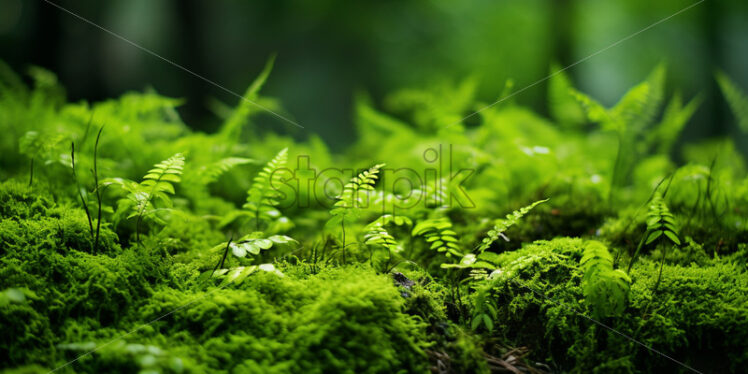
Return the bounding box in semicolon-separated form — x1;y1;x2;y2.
441;251;502;270
364;221;398;251
243;148;289;231
220;55;283;140
471;284;498;332
716;71;748;133
571;65;665;201
548;63;585;129
649;92;702;154
477;199;548;252
326;163;385;263
412;216;462;258
107;153;185;244
644;194;681;246
211;264;284;287
196;157;254;185
628;193;680;273
580;241;631;319
211;234;297;260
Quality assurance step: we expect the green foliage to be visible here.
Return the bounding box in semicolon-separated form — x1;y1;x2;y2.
326;163;384;262
219;55;282;141
477;199;548;252
195;157;254;185
628;193;681;275
649;92;702;154
412;216;462;258
470;237;748;372
211;234;296;260
211;263;284;287
364;220;398;252
548;64;585;129
242;148;289;231
571;65;672;202
136;267;431;373
1;61;747;373
716;71;748;133
579;241;630;319
107;153;185;243
644;194;681;247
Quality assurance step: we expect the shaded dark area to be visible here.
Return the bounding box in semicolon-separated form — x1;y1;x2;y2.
1;0;746;149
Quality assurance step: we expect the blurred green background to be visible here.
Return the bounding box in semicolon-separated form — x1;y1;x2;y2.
0;0;745;148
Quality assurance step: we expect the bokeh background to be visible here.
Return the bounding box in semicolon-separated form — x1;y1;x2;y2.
1;0;746;149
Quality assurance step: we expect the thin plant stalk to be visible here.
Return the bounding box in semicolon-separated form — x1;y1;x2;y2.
71;142;95;246
93;126;104;252
28;158;34;187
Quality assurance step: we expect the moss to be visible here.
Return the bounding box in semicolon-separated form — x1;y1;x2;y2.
499;195;607;251
0;183;166;368
476;237;748;373
97;266;432;373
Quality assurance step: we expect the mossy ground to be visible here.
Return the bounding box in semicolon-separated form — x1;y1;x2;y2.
1;63;747;373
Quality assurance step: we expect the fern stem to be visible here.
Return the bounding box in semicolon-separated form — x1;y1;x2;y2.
211;237;233;276
71;142;95;246
608;133;623;208
652;244;667;294
28;158;34;187
341;219;346;265
93;126;104;253
627;234;647;273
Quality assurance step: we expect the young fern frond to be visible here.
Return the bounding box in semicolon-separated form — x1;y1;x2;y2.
471;284;498;332
716;71;748;133
196;157;254;185
477;199;548;252
628;193;680;273
243;148;288;231
134;153;185;216
326;163;385;263
412;216;462;258
644;194;681;246
107;153;185;244
364;221;398;252
580;241;631;319
134;153;184;242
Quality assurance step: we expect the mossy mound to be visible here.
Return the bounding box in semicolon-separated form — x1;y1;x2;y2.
37;267;434;373
479;237;748;373
0;182;165;367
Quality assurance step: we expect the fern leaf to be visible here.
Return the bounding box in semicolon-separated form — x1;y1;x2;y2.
716;71;748;133
651;92;702;154
570;90;613;129
412;216;462;257
211;264;284;287
221;55;278;139
645;194;680;246
125;153;184;220
327;163;385;229
580;241;630;319
548;64;585;128
243;148;289;230
611;65;665;133
477;199;548;252
364;221;398;251
196;157;254;185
